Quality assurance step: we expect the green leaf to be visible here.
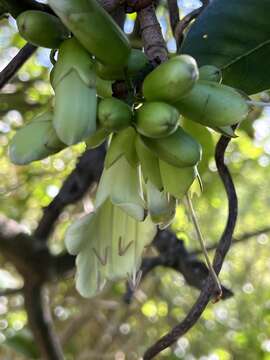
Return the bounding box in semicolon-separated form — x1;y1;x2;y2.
181;0;270;94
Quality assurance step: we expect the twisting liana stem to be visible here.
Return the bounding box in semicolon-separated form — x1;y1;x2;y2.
143;134;238;360
185;192;222;300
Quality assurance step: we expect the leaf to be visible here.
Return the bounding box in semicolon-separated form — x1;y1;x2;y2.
181;0;270;94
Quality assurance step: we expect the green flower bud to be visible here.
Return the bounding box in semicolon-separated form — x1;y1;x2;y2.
135;135;163;190
211;126;237;138
182;118;215;173
85;127;110;149
143;55;199;103
96;77;112;98
95;156;145;221
105;127;139;169
146;181;176;229
9;111;65;165
175;81;251;127
51;38;97;145
135;102;179;138
98;98;132;132
141;127;202;168
160;160;198;199
17;10;69;48
48;0;131;67
96;49;149;81
199;65;222;83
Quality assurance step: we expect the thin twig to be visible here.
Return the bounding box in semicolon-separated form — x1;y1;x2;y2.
185;192;222;300
0;43;36;90
60;306;94;346
191;226;270;256
0;287;23;297
143;134;238;359
167;0;180;34
174;1;209;48
124;230;233;304
175;7;201;47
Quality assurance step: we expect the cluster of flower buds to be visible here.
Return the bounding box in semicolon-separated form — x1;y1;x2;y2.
10;0;251;297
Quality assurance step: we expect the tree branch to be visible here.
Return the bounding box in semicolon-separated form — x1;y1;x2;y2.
124;230;233;304
98;0;122;13
191;226;270;256
0;287;23;297
137;4;168;63
0;144;105;360
34;146;106;242
50;253;75;279
24;282;64;360
143;134;238;359
0;43;37;90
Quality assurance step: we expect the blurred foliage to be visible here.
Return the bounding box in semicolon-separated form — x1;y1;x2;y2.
1;1;270;359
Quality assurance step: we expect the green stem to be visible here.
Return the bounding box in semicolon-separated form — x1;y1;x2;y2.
185;192;222;299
